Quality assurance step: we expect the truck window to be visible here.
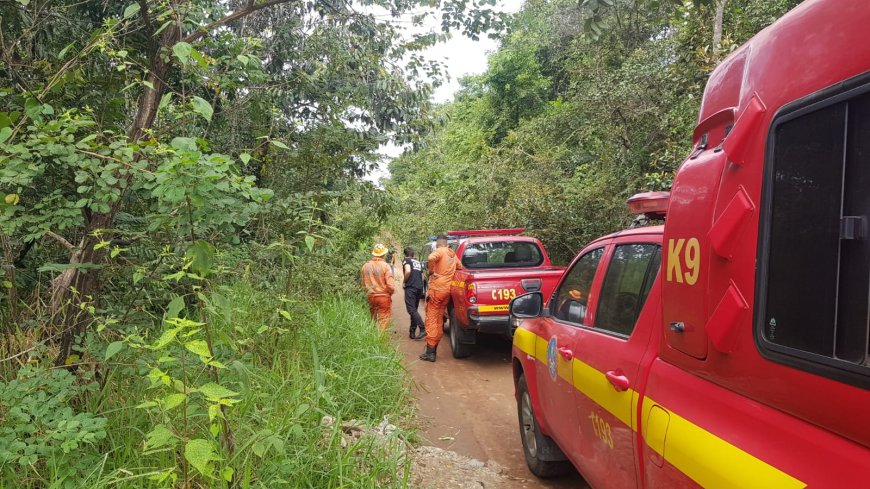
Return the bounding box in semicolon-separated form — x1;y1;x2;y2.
759;83;870;382
552;248;604;325
461;241;544;269
595;244;661;337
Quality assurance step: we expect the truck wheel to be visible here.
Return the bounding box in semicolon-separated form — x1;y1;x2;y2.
516;374;570;478
443;305;450;334
449;308;474;359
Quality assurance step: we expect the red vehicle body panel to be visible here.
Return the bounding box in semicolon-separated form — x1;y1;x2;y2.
449;235;565;336
512;1;870;487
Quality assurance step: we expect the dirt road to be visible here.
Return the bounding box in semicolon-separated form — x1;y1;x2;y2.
390;288;588;488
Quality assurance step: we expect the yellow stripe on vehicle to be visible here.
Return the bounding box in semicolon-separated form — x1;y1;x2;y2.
451;280;465;288
535;334;549;364
477;304;509;313
513;327;537;358
572;359;634;427
642;397;805;489
513;330;805;488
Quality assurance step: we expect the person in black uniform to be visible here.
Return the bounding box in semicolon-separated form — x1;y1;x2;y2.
403;247;426;340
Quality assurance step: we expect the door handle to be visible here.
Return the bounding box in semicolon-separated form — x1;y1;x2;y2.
558;347;573;361
605;370;630;392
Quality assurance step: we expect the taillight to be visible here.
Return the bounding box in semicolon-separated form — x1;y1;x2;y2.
466;282;477;303
521;278;542;292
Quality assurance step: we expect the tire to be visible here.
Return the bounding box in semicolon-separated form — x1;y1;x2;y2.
448;307;474;359
516;374;570;478
443;303;450;334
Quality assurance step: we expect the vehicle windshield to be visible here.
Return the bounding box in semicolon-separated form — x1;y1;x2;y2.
461;241;544;269
421;240;458;259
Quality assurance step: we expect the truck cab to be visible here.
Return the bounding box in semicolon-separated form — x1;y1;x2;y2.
510;1;870;486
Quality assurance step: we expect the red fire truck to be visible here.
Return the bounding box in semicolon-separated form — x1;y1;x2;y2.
509;0;870;486
443;229;565;358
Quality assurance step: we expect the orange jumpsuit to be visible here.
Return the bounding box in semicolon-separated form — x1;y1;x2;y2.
361;257;395;331
424;246;460;348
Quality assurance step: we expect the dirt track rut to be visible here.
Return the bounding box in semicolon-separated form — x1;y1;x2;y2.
390;288;589;488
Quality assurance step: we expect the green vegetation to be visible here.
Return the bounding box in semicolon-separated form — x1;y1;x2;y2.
1;266;412;487
0;0;809;487
0;0;494;486
389;0;802;263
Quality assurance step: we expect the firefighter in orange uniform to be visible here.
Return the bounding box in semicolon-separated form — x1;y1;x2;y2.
420;235;460;362
361;243;395;331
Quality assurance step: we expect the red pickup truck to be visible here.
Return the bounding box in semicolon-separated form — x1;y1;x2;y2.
509;1;870;486
445;229;565;358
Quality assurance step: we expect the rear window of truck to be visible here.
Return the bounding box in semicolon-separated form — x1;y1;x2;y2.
461;241;544;269
758;75;870;387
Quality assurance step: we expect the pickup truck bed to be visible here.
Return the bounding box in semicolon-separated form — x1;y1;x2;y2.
454;267;564;330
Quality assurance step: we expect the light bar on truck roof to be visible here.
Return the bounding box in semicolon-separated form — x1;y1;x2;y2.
627;191;669;219
447;228;525;237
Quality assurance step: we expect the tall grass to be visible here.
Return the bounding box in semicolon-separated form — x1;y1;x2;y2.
1;267;413;488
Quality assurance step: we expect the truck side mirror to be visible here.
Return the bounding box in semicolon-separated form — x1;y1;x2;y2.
510;292;544;318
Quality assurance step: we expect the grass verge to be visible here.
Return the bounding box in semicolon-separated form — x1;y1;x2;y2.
1;273;413;488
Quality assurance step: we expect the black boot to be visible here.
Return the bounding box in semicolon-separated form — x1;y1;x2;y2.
409;327;416;339
414;328;426;340
419;345;436;362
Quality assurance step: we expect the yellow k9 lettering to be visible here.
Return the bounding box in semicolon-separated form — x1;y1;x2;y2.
667;238;700;285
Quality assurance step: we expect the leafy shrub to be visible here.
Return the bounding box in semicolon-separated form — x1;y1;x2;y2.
0;365;107;487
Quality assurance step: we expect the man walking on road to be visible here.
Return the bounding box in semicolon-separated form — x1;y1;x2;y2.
420;235;460;362
403;247;426;340
361;243;395;332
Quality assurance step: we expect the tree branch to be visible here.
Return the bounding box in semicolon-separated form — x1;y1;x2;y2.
46;231;77;251
182;0;294;43
138;0;158;56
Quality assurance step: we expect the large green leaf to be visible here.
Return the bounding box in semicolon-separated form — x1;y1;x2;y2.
144;424;177;450
172;42;192;63
123;3;140;19
104;341;124;361
170;137;197;151
184;438;216;477
186;240;214;277
166;296;185;320
162;393;186;410
185;339;211;358
191;96;213;122
24;98;41;120
151;328;180;350
270;139;290;150
198;382;239;400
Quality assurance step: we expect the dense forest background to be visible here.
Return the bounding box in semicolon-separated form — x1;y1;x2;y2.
0;0;801;487
388;0;801;263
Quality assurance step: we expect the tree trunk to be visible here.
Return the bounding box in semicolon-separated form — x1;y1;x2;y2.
712;0;728;62
50;0;292;366
52;23;181;366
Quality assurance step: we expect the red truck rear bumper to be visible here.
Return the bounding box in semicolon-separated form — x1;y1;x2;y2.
465;306;511;336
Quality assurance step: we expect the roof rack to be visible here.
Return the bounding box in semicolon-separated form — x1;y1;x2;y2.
447;228;525;238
